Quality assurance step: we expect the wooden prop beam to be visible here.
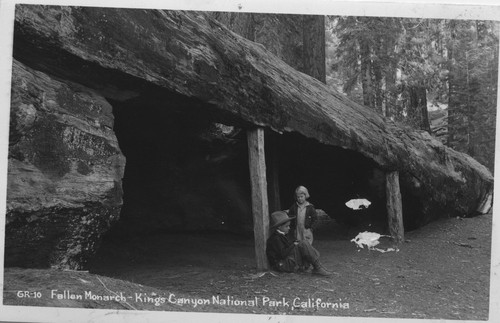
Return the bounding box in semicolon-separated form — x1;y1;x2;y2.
247;127;270;270
267;132;281;213
386;171;404;243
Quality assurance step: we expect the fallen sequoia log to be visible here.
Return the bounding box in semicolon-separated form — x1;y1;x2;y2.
8;5;493;269
7;59;125;269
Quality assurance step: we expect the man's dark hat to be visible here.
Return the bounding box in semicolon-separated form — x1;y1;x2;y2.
270;211;295;230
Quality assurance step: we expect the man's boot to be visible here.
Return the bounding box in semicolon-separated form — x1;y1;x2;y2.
312;260;333;276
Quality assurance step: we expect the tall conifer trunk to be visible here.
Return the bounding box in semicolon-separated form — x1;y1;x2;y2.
360;39;374;108
448;21;475;156
409;86;431;133
303;15;326;83
373;41;384;114
384;35;398;118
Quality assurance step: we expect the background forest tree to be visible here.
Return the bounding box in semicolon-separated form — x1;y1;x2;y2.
212;12;326;82
212;12;499;173
328;16;499;172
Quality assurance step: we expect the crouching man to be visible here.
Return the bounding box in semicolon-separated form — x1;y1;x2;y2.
266;211;332;276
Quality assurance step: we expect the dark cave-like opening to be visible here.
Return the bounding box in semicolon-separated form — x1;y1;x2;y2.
106;93;254;237
103;91;407;241
273;132;388;232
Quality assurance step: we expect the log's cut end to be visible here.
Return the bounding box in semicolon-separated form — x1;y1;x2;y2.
477;191;493;214
475;185;494;216
6;60;125;269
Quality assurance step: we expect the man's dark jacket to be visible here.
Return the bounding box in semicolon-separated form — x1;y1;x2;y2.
266;230;297;272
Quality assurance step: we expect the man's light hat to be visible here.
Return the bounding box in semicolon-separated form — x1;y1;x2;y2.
270;211;295;230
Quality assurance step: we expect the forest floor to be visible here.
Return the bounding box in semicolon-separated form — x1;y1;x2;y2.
3;213;493;321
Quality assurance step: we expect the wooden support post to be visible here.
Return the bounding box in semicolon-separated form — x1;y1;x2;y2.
386;171;404;243
247;128;269;270
267;132;281;213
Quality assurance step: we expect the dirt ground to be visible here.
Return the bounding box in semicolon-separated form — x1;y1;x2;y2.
3;213;492;320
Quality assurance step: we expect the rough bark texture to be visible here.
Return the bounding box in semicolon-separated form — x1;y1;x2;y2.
408;85;432;133
7;59;125;269
386;171;404;243
302;15;326;83
360;39;374;108
9;6;494;268
214;13;326;83
247;128;270;270
213;13;305;74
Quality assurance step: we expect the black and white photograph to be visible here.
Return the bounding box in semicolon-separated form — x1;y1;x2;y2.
0;0;499;322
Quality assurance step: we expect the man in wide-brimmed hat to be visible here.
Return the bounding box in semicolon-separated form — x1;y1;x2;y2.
266;211;332;276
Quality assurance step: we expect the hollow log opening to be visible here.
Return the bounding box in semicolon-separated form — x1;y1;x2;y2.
102;87;428;241
105;93;254;237
272;132;389;233
102;86;409;241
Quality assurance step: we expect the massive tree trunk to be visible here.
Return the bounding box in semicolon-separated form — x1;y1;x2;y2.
7;59;125;269
447;20;471;154
212;12;256;41
302;15;326;83
360;39;375;109
9;6;493;268
408;85;432;133
214;12;327;84
373;40;384;114
383;23;399;118
213;13;303;71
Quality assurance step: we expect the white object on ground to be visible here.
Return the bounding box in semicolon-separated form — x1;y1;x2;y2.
351;231;382;249
345;198;371;210
350;231;398;253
